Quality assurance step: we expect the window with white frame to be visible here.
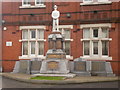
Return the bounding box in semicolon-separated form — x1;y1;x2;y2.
83;0;93;3
35;0;44;5
22;42;28;55
21;0;45;7
81;0;111;5
59;28;71;55
84;41;90;55
81;24;112;60
98;0;109;2
22;0;31;6
20;26;45;59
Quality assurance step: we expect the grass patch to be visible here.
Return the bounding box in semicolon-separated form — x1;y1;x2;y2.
31;76;65;80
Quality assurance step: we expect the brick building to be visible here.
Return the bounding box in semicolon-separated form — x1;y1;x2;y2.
1;0;120;75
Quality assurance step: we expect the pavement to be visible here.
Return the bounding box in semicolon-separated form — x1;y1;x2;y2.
0;73;119;85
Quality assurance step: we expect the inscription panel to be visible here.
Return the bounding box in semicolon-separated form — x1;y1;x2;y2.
19;60;28;73
92;61;106;72
31;61;41;71
74;61;86;71
47;61;59;70
47;54;65;59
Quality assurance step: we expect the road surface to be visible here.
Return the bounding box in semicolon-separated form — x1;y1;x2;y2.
1;77;119;88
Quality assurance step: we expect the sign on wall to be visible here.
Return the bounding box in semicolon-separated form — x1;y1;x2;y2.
6;42;12;46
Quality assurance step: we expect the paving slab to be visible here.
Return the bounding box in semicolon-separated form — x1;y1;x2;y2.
0;73;119;85
32;73;76;78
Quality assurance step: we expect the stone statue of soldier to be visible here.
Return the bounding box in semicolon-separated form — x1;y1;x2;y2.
51;5;60;32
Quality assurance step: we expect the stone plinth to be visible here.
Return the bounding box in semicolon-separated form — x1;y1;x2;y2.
48;32;63;49
30;61;42;74
40;59;69;74
70;58;91;76
70;58;115;76
40;32;69;74
12;60;30;74
46;49;66;59
46;33;66;59
91;61;115;76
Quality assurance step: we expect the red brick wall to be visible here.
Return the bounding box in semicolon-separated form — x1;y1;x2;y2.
109;23;120;75
118;1;120;76
71;25;83;59
0;1;2;67
110;2;120;75
2;26;21;60
2;26;22;71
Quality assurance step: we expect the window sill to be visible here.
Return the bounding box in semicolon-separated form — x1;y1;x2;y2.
19;55;73;60
19;5;46;9
66;55;73;60
101;38;112;41
81;38;112;41
19;39;46;42
80;1;112;6
80;56;112;60
37;39;46;41
65;39;73;41
19;55;46;59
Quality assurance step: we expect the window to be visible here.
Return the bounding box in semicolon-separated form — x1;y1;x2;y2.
81;24;112;60
81;0;111;5
22;42;28;55
30;30;36;39
59;28;71;55
22;30;28;39
84;41;90;55
83;0;93;3
93;42;98;55
83;28;90;38
30;42;35;55
65;41;70;55
38;42;44;55
98;0;109;2
102;41;108;55
20;26;45;59
21;0;45;8
35;0;44;5
102;28;108;38
93;28;98;38
38;29;44;39
22;0;31;6
64;29;70;39
83;27;109;56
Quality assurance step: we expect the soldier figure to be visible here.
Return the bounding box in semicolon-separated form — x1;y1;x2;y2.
51;5;60;32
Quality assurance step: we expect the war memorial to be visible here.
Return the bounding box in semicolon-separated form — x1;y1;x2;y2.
12;5;115;77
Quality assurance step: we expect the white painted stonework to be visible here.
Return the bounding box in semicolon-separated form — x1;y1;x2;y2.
52;5;60;32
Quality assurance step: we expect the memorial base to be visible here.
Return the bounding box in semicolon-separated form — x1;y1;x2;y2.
40;59;69;74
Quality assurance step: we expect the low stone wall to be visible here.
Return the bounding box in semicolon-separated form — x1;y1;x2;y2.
12;58;115;76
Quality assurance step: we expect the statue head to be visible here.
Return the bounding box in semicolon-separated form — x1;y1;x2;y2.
54;5;57;10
